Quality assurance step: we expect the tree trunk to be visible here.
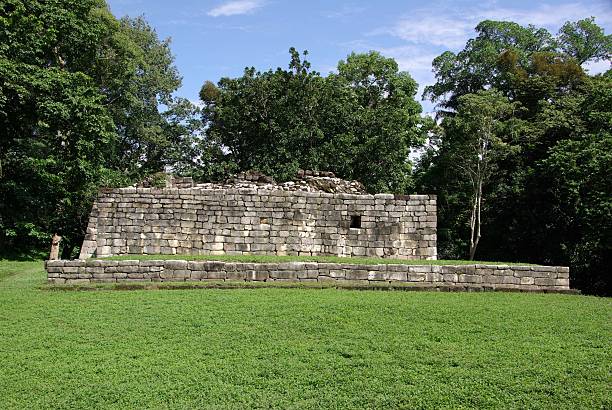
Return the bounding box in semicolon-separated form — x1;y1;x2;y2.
469;176;483;261
49;234;62;260
468;178;483;260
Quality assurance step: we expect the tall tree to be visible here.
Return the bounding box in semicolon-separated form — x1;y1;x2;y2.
417;18;611;294
336;51;424;193
423;20;554;110
442;91;520;259
0;0;188;256
200;49;426;192
423;18;608;111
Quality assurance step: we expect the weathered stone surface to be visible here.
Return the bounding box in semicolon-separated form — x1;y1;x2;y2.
45;259;571;292
78;185;437;260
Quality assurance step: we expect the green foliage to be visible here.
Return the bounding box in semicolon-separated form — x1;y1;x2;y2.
0;1;194;256
200;49;425;192
424;20;555;110
145;172;169;188
433;90;523;259
423;18;607;110
558;17;612;64
417;18;611;294
0;261;610;408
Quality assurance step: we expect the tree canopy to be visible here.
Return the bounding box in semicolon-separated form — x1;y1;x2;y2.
199;48;426;193
423;18;611;111
417;18;610;294
0;0;196;256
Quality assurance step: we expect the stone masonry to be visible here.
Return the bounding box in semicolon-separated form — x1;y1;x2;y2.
79;187;437;259
46;171;573;292
46;259;572;292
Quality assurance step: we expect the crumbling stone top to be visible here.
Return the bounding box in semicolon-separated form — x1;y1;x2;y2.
172;170;368;194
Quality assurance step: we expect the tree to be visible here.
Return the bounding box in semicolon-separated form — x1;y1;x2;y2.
336;51;425;193
0;0;188;256
558;17;612;64
200;48;331;181
418;18;611;294
200;49;426;192
529;73;612;294
423;20;554;110
423;18;608;111
424;91;521;259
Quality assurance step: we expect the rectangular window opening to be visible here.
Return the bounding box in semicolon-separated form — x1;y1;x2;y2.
350;215;362;229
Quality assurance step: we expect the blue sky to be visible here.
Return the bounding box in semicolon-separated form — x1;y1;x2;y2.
107;0;611;113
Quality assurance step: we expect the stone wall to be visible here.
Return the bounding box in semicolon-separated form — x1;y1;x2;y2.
46;260;571;292
79;188;437;259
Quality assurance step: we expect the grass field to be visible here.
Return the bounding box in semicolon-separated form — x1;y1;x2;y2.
1;260;610;409
104;253;536;265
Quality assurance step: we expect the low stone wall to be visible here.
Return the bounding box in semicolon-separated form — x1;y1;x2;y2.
46;260;570;292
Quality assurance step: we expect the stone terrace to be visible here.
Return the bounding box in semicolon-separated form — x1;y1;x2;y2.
46;259;572;292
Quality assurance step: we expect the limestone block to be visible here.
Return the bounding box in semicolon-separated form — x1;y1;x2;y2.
164;260;188;270
407;273;426;282
245;270;268;281
502;276;520;285
531;270;556;279
482;275;502;284
520;277;535;285
388;271;408;281
408;265;431;273
226;270;246;281
534;278;556;287
458;274;482;284
140;260;164;267
271;270;299;280
66;279;90;285
443;274;458;283
189;272;207;280
426;272;443;282
367;271;386;281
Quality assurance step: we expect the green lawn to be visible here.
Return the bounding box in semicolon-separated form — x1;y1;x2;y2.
0;260;610;409
104;253;536;265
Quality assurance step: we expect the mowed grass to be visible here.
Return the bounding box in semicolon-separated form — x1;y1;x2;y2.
0;261;610;409
104;253;535;265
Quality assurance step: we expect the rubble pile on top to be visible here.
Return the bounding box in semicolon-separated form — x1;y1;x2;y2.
192;170;368;194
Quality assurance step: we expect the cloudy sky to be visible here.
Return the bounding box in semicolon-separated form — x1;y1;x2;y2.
107;0;611;112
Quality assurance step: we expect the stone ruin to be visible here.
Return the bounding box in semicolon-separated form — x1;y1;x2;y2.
79;171;437;259
45;171;572;292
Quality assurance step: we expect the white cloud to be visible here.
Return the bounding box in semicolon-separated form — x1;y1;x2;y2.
208;0;264;17
479;2;612;28
386;16;472;48
378;1;612;50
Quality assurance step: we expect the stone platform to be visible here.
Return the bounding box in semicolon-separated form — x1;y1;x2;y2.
46;259;571;292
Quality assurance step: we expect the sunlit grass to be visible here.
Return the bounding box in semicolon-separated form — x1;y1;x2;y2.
0;260;609;409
